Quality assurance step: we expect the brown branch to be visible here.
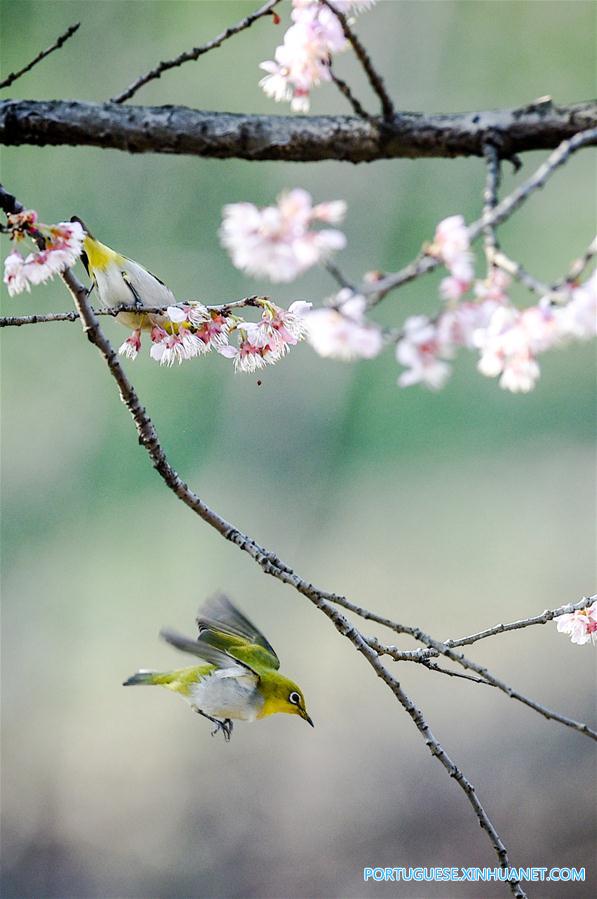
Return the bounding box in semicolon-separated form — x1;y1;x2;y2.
58;272;524;897
328;65;372;121
553;236;597;288
482;142;501;264
1;98;595;162
320;0;394;119
0;297;282;329
365;126;597;303
0;23;80;91
111;0;282;104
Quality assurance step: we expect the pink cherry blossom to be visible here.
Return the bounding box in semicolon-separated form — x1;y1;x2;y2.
220;189;346;283
3;251;30;296
554;270;597;340
118;329;142;360
254;300;312;356
475;306;543;393
260;0;375;112
555;602;597;646
396;315;452;390
149;324;205;366
306;292;383;361
194;312;231;350
3;218;84;297
220;337;269;373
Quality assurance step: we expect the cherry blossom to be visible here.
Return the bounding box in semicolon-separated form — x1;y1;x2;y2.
3;218;84;296
554;270;597;340
396;316;452;390
260;0;375;112
220;189;346;282
149;324;206;366
555;602;597;646
306;291;383;361
118;329;142;360
431;215;475;298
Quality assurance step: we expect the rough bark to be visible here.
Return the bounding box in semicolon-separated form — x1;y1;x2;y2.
1;97;595;162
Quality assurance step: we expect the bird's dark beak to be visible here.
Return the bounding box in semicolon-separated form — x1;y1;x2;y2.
70;215;92;239
302;711;314;727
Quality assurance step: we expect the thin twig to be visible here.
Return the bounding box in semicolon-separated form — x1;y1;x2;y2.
553;236;597;289
328;65;372;121
486;248;555;298
111;0;281;104
0;23;80;91
365;127;597;305
59;272;524;896
482;142;501;266
323;260;358;293
320;0;394;120
0;298;270;329
446;594;597;649
361;617;597;743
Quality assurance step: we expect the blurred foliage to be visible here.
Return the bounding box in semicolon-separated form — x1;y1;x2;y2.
1;1;595;897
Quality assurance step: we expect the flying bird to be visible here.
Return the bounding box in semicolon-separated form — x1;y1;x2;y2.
123;594;313;740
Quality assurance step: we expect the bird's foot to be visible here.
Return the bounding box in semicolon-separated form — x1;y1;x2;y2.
212;718;233;742
194;708;233;742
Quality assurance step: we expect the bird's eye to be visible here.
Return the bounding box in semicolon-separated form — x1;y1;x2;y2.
289;691;301;705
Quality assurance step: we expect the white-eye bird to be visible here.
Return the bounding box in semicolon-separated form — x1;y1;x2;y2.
123;594;313;740
71;216;175;329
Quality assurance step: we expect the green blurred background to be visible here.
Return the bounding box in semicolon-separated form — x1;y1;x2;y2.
1;1;595;897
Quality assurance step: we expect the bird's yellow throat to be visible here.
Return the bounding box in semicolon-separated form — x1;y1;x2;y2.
83;235;122;272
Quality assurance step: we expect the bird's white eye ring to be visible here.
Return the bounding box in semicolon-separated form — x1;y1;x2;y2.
289;691;301;705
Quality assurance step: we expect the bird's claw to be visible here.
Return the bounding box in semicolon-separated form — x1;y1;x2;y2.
194;708;233;741
211;718;233;742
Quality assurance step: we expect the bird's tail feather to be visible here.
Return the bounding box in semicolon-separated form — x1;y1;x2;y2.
122;669;174;687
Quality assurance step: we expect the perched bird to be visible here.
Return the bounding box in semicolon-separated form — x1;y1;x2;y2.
70;216;175;328
123;594;313;740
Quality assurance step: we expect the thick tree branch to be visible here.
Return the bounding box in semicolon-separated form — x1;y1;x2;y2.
1;98;595;162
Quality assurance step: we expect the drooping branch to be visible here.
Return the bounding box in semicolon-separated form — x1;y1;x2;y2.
1;98;595;162
56;262;524;896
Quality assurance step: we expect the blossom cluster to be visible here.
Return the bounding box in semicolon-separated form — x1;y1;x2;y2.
119;299;312;372
394;217;597;393
3;211;84;297
220;189;346;282
555;602;597;646
260;0;375;112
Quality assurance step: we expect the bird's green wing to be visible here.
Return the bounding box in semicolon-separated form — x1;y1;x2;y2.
160;628;262;677
196;593;280;672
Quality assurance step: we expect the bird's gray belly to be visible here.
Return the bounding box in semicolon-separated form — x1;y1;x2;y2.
189;671;263;721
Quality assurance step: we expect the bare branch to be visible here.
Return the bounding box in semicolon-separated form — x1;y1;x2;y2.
111;0;282;104
320;0;394;119
373;635;597;741
0;297;287;329
1;98;594;162
446;594;597;649
328;65;372;121
365;126;597;303
486;248;554;297
0;23;80;91
482;142;501;265
553;235;597;289
56;275;524;895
